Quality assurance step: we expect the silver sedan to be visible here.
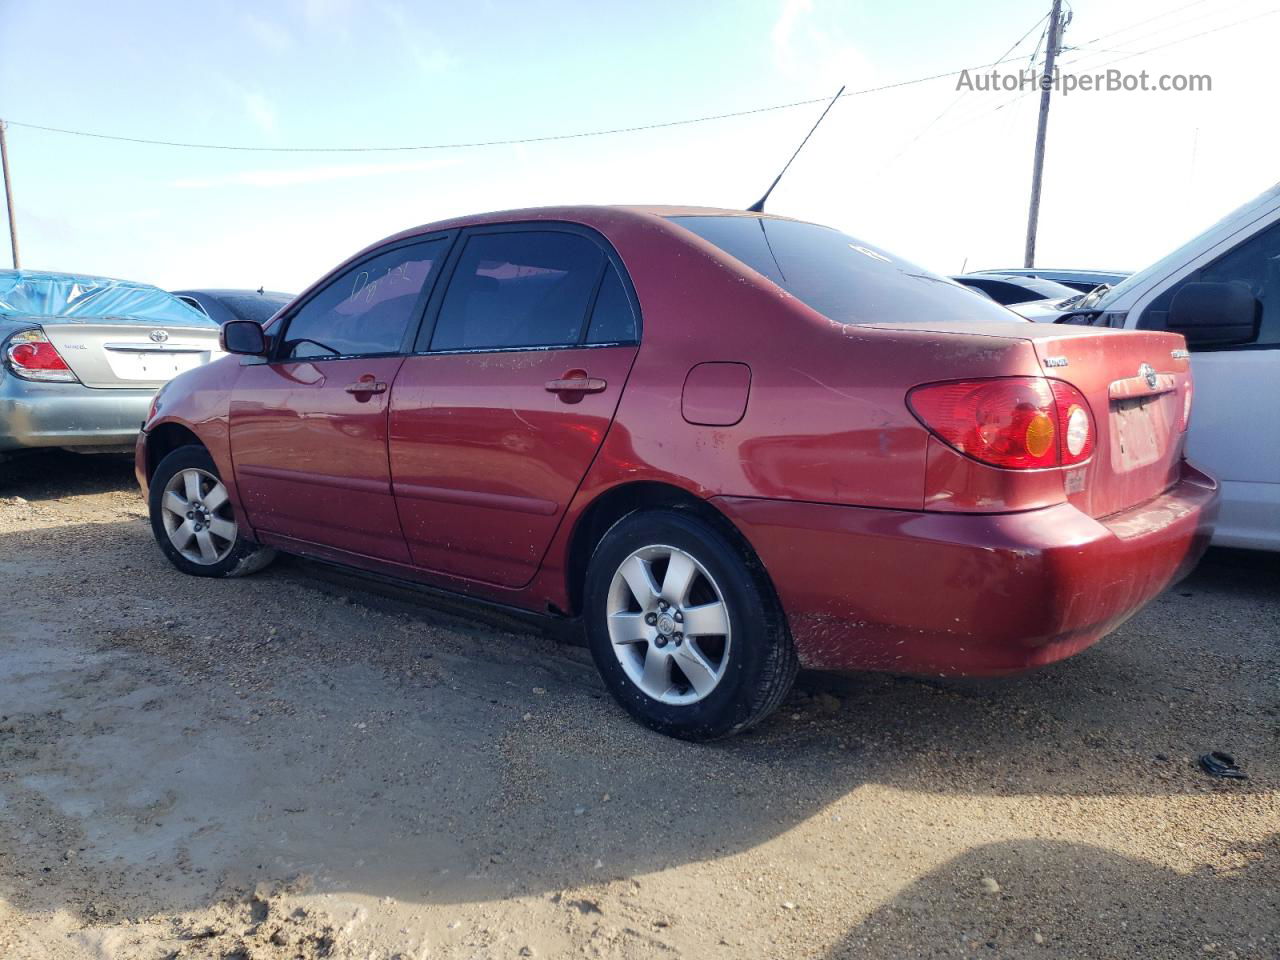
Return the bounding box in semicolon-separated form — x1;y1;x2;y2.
1;270;223;458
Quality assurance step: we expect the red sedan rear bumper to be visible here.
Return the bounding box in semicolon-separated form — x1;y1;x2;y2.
714;461;1218;676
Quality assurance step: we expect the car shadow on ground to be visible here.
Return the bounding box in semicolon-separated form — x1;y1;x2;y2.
1;449;137;500
0;468;1276;935
820;835;1280;958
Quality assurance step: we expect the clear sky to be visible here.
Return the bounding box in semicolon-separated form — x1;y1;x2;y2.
1;0;1277;293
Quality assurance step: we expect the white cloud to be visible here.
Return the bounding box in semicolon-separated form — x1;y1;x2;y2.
241;12;293;52
298;0;358;28
172;157;460;189
769;0;874;92
243;92;278;137
771;0;812;69
379;2;457;76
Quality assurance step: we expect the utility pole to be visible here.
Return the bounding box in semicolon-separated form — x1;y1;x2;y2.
0;120;18;269
1023;0;1068;268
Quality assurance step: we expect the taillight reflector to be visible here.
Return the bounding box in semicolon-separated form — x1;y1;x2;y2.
5;329;78;382
1050;380;1095;466
909;377;1096;470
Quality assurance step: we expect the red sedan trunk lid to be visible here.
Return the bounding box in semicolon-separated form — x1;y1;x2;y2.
869;321;1192;519
1028;328;1190;520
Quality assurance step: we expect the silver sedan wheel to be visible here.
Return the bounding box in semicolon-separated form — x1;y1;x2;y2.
160;467;236;565
606;544;732;705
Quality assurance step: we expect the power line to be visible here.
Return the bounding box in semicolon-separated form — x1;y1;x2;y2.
991;13;1056;76
5;5;1269;161
1069;7;1280;71
867;2;1269;173
1070;0;1214;48
880;11;1050;168
0;53;1037;155
930;5;1277;142
1061;1;1271;70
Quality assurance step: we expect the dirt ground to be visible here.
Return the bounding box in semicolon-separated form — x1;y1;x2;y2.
0;451;1276;960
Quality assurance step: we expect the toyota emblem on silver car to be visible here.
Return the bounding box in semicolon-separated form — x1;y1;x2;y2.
149;329;169;342
1139;362;1157;389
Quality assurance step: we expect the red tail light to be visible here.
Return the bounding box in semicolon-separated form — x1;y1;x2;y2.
4;329;78;382
908;377;1095;470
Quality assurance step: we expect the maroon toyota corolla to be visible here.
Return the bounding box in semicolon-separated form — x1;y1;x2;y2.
136;206;1217;739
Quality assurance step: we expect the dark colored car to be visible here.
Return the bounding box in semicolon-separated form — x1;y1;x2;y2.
136;207;1217;740
951;273;1081;307
172;288;294;326
968;268;1131;294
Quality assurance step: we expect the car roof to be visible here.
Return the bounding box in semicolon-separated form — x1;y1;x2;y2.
380;204;804;243
296;205;810;309
618;205;806;220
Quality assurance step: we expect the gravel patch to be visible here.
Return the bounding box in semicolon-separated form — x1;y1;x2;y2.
0;451;1276;959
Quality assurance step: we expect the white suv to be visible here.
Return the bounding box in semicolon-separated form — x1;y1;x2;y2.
1065;184;1280;550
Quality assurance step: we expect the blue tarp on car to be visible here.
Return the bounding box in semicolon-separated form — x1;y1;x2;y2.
0;270;211;325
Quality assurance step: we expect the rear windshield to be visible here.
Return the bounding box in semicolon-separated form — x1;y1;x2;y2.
220;294;291;324
668;216;1025;326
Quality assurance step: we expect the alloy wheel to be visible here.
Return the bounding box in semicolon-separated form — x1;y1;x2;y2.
605;544;732;705
160;467;236;565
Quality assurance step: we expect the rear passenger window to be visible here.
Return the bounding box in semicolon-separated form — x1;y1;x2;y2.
281;240;445;360
586;264;637;343
430;232;605;351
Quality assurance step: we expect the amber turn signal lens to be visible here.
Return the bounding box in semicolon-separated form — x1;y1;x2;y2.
1025;413;1056;459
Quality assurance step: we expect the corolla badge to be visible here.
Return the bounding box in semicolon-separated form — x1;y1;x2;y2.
149;329;169;342
1139;362;1157;389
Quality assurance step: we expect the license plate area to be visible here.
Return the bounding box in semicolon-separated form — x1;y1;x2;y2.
105;349;208;381
1109;394;1173;471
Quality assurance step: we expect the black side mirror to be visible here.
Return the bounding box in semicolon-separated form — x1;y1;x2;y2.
220;319;267;356
1167;281;1260;347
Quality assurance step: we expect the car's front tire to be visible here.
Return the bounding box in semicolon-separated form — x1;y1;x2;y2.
148;445;275;578
584;508;797;740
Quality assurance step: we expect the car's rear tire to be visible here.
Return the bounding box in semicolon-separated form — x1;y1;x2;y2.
148;445;275;578
584;508;797;740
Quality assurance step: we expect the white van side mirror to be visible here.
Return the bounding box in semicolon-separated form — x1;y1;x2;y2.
1167;281;1260;347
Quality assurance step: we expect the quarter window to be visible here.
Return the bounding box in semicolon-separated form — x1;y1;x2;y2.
585;264;637;343
430;231;605;351
1138;221;1280;348
280;239;446;360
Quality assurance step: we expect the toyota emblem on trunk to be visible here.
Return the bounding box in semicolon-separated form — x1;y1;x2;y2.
149;329;169;342
1139;362;1157;389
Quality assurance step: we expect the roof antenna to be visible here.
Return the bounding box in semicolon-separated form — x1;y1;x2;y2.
748;85;845;213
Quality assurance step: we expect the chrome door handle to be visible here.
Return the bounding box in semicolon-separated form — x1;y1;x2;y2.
345;380;388;395
545;377;607;394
